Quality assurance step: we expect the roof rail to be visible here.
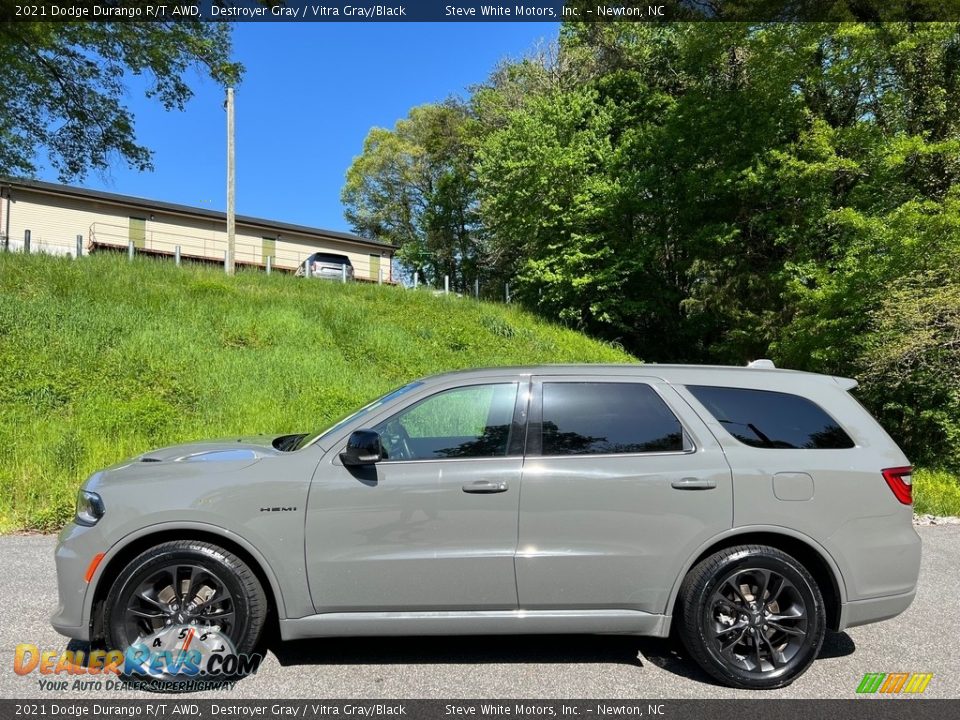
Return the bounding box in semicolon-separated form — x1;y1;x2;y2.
746;359;776;369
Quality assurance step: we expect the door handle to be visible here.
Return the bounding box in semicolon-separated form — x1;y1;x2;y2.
671;477;717;490
462;480;508;494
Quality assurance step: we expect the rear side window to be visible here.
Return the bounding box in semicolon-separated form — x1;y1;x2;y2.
686;386;854;449
541;382;686;455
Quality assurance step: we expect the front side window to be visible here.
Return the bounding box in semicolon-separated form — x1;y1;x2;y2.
374;383;518;461
686;385;855;449
540;382;686;456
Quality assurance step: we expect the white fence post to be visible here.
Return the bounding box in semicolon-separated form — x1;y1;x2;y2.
175;245;181;266
76;235;83;258
128;240;134;261
24;230;31;254
444;275;449;295
266;256;272;275
505;283;510;303
342;264;347;283
305;258;312;278
474;278;479;299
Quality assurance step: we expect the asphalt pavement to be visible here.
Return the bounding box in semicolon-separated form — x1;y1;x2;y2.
1;528;957;699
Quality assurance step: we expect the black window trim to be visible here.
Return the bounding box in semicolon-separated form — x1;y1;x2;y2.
526;378;697;459
372;379;530;465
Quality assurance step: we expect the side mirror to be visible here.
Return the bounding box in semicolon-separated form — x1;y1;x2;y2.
340;429;383;466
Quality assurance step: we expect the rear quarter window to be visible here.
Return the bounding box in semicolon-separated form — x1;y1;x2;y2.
686;385;854;449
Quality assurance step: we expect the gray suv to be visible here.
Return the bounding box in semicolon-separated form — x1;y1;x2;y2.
52;364;920;689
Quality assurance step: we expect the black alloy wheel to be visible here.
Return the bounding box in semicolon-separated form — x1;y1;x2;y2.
102;540;267;679
678;544;826;689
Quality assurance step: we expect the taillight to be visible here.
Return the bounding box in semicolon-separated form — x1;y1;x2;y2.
882;466;913;505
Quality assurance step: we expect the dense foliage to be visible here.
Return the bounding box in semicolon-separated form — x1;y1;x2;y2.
0;21;240;180
343;22;960;472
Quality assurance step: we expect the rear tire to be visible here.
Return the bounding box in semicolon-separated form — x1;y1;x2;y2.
677;544;825;689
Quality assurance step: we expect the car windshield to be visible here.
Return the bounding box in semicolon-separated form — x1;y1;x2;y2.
292;381;424;450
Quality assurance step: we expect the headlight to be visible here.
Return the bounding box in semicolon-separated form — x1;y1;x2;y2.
75;490;105;526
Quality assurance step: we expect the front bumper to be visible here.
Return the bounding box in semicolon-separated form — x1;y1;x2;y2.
50;522;103;642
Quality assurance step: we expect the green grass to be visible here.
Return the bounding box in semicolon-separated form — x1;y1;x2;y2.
913;468;960;517
4;253;957;531
0;252;633;532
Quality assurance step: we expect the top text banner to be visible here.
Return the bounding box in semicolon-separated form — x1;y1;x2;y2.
5;0;960;22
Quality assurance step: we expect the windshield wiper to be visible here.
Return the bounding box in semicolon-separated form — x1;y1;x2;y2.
272;433;308;452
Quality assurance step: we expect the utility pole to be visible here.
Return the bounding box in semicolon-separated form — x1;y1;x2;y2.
225;87;236;275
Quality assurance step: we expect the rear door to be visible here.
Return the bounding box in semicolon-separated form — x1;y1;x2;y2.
515;375;733;615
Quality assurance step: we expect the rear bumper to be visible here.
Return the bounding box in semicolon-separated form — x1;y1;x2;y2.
838;588;916;631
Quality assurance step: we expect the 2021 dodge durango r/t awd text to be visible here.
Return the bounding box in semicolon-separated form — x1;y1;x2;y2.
53;364;921;689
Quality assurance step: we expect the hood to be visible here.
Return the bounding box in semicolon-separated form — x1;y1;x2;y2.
133;434;290;464
85;434;309;492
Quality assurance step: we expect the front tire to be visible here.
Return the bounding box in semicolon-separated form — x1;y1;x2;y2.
677;545;825;689
103;540;267;672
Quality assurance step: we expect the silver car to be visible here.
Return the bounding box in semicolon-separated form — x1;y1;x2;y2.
52;364;920;689
294;252;354;280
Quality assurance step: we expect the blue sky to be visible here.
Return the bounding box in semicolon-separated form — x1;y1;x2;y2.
35;22;558;232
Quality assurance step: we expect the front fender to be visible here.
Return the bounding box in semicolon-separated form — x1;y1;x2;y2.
80;521;295;639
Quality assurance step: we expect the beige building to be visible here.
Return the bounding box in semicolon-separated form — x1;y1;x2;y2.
0;179;395;282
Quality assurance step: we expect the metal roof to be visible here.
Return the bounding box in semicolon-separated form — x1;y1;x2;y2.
0;177;397;251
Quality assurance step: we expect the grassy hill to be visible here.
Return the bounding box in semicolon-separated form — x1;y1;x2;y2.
0;252;632;532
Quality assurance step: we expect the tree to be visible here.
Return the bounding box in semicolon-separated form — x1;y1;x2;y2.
0;21;241;180
858;276;960;472
343;20;960;467
342;101;481;290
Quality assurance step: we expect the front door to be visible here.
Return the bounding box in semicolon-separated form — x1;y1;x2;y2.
516;376;733;616
305;380;525;612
